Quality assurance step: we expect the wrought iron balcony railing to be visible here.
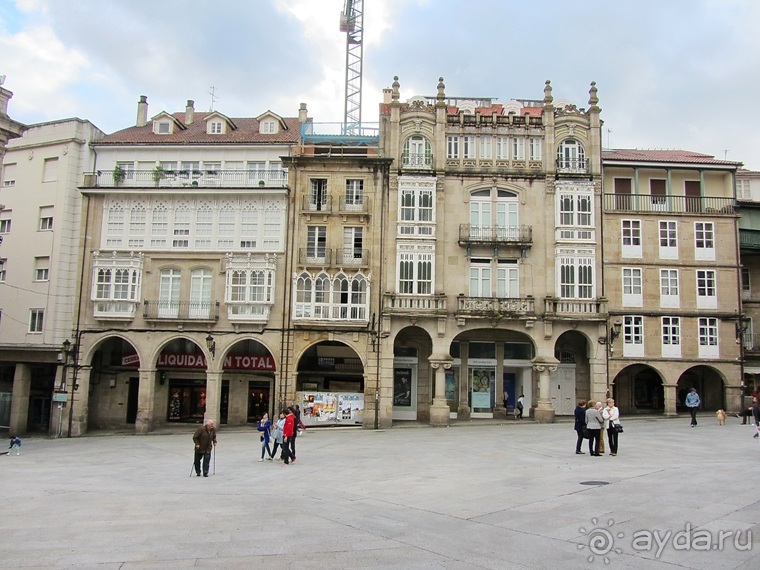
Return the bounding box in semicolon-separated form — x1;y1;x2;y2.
459;224;533;246
298;248;332;266
556;158;587;173
338;196;370;214
401;152;433;169
143;300;220;321
85;169;287;189
336;248;369;266
302;195;333;213
603;193;735;215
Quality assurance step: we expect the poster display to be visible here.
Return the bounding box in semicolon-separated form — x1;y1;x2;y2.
297;391;364;426
393;368;412;407
471;368;494;409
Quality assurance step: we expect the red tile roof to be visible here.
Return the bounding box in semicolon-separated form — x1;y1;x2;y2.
96;112;302;145
602;149;742;166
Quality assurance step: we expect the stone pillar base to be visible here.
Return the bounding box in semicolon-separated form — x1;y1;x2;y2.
664;411;678;418
534;408;556;424
135;419;152;435
457;405;471;421
493;406;508;420
429;402;450;426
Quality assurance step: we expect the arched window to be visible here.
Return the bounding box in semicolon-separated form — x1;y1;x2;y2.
402;135;432;168
556;139;586;171
295;272;313;318
314;272;331;318
469;188;519;240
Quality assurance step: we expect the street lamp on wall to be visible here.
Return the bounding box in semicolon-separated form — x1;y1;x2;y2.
598;320;623;354
205;334;216;359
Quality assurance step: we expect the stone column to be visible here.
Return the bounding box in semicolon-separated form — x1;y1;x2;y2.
69;367;91;437
205;371;223;425
457;344;470;421
663;383;678;418
533;356;559;424
428;355;452;427
9;363;31;436
135;368;157;435
725;384;742;414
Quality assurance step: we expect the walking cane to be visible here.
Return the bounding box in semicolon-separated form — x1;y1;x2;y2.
213;444;216;475
189;458;195;477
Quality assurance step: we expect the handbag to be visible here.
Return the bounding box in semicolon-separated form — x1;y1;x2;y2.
613;423;624;433
582;427;590;439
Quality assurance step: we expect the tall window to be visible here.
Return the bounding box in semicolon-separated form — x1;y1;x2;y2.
512;137;525;160
39;206;54;231
399;184;434;236
343;227;363;263
496;137;509;160
0;210;11;234
195;203;213;248
694;221;715;261
159;269;181;318
658;220;678;259
559;255;594;299
463;136;476;159
345;180;364;208
29;309;44;333
623;315;644;357
621;219;642;258
402;136;432;168
172;206;191;248
698;317;719;358
479;137;492;160
0;258;6;282
529;138;542;161
661;316;681;358
129;205;146;248
190;269;213;319
742;267;751;297
470;188;518;240
397;250;433;295
650;179;667;209
696;269;717;309
622;268;642;307
446;136;460;159
556;139;585;170
309;179;328;211
660;269;679;308
557;188;593;240
470;259;518;298
150;205;168;247
34;257;50;282
307;226;327;260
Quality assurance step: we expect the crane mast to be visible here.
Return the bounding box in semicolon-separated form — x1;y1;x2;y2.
339;0;364;135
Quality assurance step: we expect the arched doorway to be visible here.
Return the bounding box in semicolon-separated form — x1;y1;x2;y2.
157;338;208;424
88;336;142;429
677;366;724;411
553;331;592;415
392;326;433;421
222;339;276;425
612;364;665;415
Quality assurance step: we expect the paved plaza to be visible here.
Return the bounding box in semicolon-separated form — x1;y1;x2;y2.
1;416;759;569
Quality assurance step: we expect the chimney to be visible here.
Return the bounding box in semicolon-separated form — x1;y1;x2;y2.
136;95;148;127
185;100;195;125
298;103;308;123
382;88;392;104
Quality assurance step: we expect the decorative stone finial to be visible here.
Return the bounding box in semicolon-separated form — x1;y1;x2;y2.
588;81;599;107
543;80;553;104
437;77;445;99
392;76;400;101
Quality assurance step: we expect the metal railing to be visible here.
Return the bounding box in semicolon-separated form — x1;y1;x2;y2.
459;224;532;245
143;300;220;321
740;229;760;250
602;193;735;214
302;195;333;213
86;169;288;189
401;152;433;169
556;158;587;172
335;248;369;266
456;295;535;318
338;196;370;214
298;248;332;266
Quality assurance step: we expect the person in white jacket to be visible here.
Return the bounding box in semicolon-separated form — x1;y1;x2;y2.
603;398;620;456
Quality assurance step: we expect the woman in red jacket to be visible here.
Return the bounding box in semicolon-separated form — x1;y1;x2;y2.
282;407;296;465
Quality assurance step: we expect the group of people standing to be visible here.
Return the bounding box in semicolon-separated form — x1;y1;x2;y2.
574;399;621;457
257;406;305;465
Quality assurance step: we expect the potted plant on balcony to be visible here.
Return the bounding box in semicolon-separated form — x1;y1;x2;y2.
112;165;126;187
152;165;166;187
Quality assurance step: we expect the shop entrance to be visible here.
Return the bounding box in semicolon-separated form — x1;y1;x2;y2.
167;380;207;423
126;376;139;424
247;381;271;423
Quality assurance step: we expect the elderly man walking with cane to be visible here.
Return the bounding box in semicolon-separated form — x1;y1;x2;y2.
193;419;217;477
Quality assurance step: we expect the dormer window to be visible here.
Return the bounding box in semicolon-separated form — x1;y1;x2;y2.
155;121;171;135
209;121;224;134
261;120;276;134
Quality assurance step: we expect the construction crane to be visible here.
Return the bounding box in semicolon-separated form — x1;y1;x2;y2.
339;0;364;136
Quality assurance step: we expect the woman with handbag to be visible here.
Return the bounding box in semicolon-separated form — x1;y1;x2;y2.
603;398;621;456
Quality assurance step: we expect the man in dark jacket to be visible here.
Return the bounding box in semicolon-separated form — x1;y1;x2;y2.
752;398;760;439
574;400;587;454
192;419;217;477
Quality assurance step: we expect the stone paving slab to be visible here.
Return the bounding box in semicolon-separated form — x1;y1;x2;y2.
1;417;759;569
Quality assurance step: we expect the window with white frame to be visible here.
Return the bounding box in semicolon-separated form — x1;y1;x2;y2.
42;157;58;182
106;203;125;248
402;135;432;168
0;210;10;234
225;256;275;320
479;136;492;160
2;162;16;186
29;309;44;333
38;206;53;231
240;204;258;249
496;136;509;160
463;136;476;159
557;139;585;170
558;253;594;299
698;317;719;358
309;178;328;210
128;205;146;248
658;220;678;259
228;269;272;303
694;221;715;261
741;267;751;298
150;204;168;247
172;205;191;248
195;203;213;248
217;203;235;249
209;121;223;134
737;179;751;200
512;137;525;160
115;161;134;181
446;136;460;159
189;268;213;319
342;227;363;263
622;267;643;307
331;272;368;320
397;246;433;295
529;138;542;161
399;182;434;236
696;269;717;309
158;268;181;318
307;226;327;261
661;316;681;358
92;253;142;317
261;120;276;134
294;271;368;321
34;257;49;282
470;188;518;240
0;258;6;282
557;187;593;240
156;121;171;134
623;315;644;357
621;219;642;258
470;259;518;298
660;269;680;309
345;179;364;208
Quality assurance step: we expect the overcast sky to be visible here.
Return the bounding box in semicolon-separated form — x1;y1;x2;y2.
1;0;758;168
